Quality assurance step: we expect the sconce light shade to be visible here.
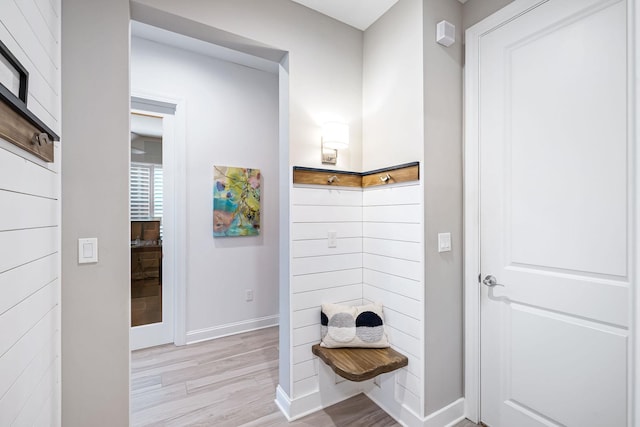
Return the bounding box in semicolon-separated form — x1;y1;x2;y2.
322;122;349;150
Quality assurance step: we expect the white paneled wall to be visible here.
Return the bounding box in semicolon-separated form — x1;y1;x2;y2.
290;180;424;417
291;186;363;398
0;0;61;425
362;183;424;415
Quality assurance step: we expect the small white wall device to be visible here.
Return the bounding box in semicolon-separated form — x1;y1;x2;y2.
436;20;455;47
78;237;98;264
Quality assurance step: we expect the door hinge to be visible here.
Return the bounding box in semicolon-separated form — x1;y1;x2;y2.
478;273;481;283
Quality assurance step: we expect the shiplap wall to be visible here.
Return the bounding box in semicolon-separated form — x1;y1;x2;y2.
290;181;424;416
291;186;363;398
0;0;61;425
362;183;424;415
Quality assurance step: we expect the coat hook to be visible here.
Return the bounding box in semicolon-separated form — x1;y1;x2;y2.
31;132;51;146
328;175;339;184
380;173;391;183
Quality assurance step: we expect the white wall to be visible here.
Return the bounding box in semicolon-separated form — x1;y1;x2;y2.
61;0;131;425
290;186;363;400
362;182;424;417
362;0;424;171
290;181;425;422
0;0;61;425
131;36;280;341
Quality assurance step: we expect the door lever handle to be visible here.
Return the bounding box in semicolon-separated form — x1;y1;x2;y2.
482;275;502;287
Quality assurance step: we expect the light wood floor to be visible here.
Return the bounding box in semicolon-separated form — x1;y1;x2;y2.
131;326;479;426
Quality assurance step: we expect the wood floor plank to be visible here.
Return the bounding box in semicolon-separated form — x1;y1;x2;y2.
131;326;478;427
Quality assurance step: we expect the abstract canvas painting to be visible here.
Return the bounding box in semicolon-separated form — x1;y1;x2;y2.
213;166;261;237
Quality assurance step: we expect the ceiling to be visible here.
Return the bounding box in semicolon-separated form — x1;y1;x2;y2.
131;113;163;138
291;0;468;31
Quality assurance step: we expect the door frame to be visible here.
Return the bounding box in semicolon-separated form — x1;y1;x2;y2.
129;92;188;349
463;0;639;424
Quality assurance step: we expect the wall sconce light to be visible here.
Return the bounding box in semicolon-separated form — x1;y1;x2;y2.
321;121;349;165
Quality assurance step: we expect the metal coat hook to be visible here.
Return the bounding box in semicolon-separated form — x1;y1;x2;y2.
327;175;340;184
31;132;51;146
380;173;391;183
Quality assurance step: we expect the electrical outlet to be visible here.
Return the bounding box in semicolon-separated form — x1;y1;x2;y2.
245;289;254;301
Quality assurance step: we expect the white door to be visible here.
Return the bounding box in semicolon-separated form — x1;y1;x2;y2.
474;0;630;425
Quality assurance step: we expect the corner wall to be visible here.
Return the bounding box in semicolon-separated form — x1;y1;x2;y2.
363;0;467;422
61;0;131;425
289;178;425;421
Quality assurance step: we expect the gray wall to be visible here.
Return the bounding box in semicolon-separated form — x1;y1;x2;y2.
61;0;131;425
362;0;424;170
423;0;464;415
463;0;515;30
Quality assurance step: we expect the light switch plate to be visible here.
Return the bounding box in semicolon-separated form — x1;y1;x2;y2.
78;238;98;264
438;232;452;253
328;231;337;248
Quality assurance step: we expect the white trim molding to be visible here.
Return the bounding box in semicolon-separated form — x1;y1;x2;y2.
185;315;279;344
367;393;465;427
630;0;639;425
129;92;186;351
276;364;362;421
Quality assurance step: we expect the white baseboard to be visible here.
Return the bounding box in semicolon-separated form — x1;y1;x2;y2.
185;315;279;344
274;385;325;421
425;398;465;427
275;385;293;421
275;368;363;421
367;393;465;427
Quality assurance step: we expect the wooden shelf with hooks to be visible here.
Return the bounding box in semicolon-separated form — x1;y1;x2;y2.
293;162;419;188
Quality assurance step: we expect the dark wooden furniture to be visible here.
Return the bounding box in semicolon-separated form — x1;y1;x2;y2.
311;344;408;382
131;220;162;327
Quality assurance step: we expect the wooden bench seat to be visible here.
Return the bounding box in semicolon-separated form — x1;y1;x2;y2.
311;344;408;382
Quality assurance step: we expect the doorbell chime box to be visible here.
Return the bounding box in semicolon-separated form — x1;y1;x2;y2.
436;20;455;47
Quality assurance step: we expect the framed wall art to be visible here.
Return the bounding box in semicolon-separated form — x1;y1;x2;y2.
213;165;261;237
